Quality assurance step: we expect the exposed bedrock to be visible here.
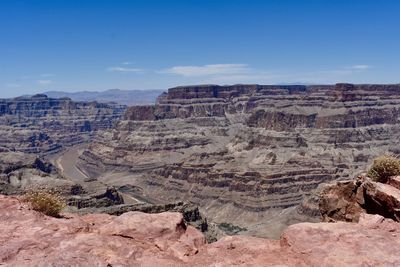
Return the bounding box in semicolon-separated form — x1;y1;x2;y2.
78;83;400;237
316;175;400;222
1;195;400;266
0;94;125;154
0;151;128;213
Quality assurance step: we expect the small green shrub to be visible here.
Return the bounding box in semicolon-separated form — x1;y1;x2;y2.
367;155;400;183
23;187;66;217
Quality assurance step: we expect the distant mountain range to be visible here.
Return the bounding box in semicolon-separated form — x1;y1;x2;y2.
43;89;164;106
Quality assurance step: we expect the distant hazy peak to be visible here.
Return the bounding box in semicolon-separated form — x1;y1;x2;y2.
43;89;165;106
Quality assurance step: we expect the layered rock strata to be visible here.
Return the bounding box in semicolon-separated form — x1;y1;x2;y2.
0;94;125;154
78;83;400;237
0;151;127;211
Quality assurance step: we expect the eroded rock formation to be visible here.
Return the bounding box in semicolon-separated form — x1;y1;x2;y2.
318;175;400;222
0;94;125;154
0;151;127;212
1;194;399;266
78;83;400;237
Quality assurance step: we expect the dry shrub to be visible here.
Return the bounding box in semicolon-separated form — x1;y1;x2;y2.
23;187;66;217
367;155;400;183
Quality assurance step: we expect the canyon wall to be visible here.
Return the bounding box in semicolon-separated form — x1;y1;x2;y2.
78;83;400;237
0;94;126;154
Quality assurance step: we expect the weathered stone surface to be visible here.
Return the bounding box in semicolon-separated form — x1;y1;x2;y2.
1;195;400;266
0;94;125;154
363;179;400;221
196;213;400;266
0;195;205;266
79;83;400;238
318;176;400;222
388;176;400;190
317;178;366;222
278;213;400;267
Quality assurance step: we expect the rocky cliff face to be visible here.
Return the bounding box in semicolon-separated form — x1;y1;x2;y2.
0;94;125;154
78;83;400;237
1;194;399;266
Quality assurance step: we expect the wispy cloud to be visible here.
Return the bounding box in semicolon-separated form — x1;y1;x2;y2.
160;63;281;84
206;73;281;84
348;65;371;70
122;62;132;65
161;64;251;77
37;80;52;85
317;64;371;76
107;67;142;72
107;62;373;86
40;73;55;77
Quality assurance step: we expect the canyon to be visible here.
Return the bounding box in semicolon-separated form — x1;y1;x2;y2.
2;84;400;239
0;94;126;154
0;95;129;217
71;83;400;238
2;84;400;265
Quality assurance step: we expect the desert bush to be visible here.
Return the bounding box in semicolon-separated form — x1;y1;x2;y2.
367;155;400;183
23;187;66;217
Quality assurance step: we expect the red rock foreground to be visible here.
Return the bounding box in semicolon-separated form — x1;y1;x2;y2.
1;195;400;266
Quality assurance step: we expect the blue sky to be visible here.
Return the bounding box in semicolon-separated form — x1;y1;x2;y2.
1;0;400;97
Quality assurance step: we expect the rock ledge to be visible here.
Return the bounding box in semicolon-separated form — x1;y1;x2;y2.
1;194;400;266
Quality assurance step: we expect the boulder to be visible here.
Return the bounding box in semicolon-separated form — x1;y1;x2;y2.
319;176;400;222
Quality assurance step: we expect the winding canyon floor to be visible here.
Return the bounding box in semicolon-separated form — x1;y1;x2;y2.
49;145;142;206
49;144;316;239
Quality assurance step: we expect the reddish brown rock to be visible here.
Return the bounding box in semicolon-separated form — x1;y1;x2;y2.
318;179;366;222
194;213;400;267
0;195;205;266
388;176;400;190
280;213;400;267
1;194;400;266
318;176;400;222
363;179;400;221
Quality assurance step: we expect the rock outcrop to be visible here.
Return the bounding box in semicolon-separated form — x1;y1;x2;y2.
0;94;125;154
1;194;399;266
318;175;400;222
78;83;400;238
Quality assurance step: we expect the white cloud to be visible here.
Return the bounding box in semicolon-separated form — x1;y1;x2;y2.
161;64;250;77
122;62;132;65
107;67;142;72
348;65;371;70
41;73;54;77
38;80;52;85
160;63;282;84
207;73;281;84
